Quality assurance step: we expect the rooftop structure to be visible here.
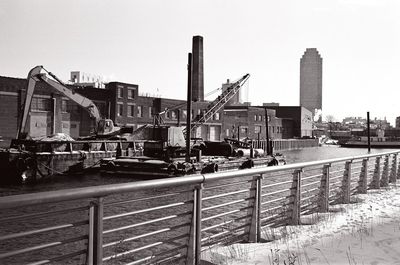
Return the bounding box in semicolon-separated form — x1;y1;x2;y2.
70;71;106;88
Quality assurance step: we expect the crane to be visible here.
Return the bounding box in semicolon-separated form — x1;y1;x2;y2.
183;73;250;137
16;66;120;139
151;74;250;135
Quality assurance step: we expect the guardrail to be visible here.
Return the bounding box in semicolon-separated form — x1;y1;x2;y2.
0;150;399;264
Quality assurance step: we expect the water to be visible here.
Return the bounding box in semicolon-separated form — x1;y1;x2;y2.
284;145;394;163
0;146;395;196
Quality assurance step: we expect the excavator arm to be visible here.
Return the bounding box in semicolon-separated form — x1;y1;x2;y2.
17;66;102;139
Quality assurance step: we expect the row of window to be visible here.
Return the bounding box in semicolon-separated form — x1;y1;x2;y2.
226;125;284;137
117;104;221;121
166;109;220;121
31;98;51;111
254;115;271;122
61;100;107;116
117;86;136;99
118;104;148;118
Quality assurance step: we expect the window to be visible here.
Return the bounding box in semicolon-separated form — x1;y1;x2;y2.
117;86;123;98
31;97;51;111
128;89;135;99
66;102;79;113
258;115;262;121
254;115;257;121
182;110;187;119
226;129;230;137
137;105;143;117
149;107;154;118
128;105;134;117
214;113;220;121
240;127;248;134
255;126;261;134
196;127;202;138
61;100;68;112
117;104;123;116
171;110;177;120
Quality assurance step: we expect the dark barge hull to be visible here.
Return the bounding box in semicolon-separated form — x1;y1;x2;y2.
99;155;286;179
0;139;138;184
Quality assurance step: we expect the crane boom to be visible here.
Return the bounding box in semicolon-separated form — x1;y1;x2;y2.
183;73;250;136
17;65;102;139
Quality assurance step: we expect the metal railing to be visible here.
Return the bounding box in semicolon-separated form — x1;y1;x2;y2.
0;150;399;265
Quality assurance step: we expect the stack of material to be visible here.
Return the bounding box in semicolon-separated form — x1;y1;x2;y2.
34;133;75;142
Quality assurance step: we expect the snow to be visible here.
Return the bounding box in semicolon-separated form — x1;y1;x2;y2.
204;184;400;265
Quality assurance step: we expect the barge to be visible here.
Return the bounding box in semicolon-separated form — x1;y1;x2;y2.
0;138;140;183
99;141;286;179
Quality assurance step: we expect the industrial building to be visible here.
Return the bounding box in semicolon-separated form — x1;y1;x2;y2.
259;106;313;138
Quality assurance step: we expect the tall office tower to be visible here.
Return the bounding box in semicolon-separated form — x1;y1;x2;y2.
192;36;204;102
300;48;322;116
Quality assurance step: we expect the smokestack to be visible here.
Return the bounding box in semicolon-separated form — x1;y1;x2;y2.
192;36;204;102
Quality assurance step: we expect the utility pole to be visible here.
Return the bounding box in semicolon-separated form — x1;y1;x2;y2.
367;111;371;153
265;108;271;155
185;53;193;162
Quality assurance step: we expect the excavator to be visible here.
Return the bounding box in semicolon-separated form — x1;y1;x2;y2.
16;65;121;140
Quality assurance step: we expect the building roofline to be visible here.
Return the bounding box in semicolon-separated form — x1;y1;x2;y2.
0;75;26;81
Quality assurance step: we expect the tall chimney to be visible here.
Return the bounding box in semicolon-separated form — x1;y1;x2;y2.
192;36;204;102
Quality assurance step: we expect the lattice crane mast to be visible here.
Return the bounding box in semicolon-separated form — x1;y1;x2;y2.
183;73;250;137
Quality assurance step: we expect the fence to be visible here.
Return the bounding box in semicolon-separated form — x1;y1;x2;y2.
252;138;319;152
0;150;399;265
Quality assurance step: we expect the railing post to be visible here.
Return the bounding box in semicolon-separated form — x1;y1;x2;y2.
380;155;389;187
289;169;302;225
358;158;368;194
370;156;381;189
319;164;330;212
341;161;352;203
390;154;398;184
186;184;203;265
91;197;104;265
397;153;400;180
88;202;94;265
247;175;261;243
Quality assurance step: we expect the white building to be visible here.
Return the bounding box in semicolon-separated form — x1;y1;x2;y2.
70;71;106;88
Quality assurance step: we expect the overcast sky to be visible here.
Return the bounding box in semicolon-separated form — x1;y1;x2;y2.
1;0;399;123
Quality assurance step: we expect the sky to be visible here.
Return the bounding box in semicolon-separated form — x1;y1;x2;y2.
0;0;399;124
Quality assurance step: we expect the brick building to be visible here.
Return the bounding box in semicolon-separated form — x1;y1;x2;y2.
261;106;313;138
222;106;294;140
